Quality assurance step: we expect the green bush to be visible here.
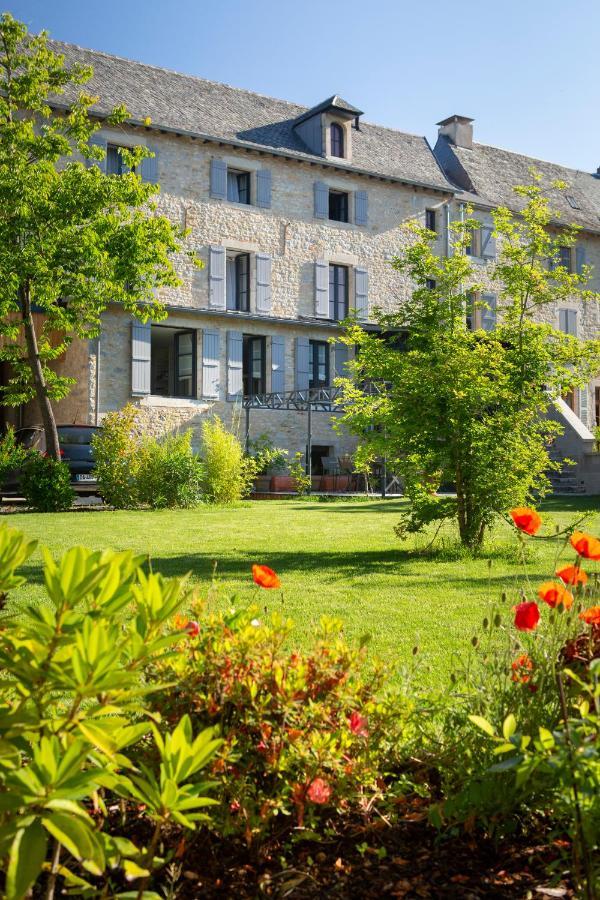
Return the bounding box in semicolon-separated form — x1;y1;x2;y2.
201;416;256;504
137;430;204;509
20;453;74;511
290;450;312;495
91;404;141;508
247;433;288;475
0;425;28;486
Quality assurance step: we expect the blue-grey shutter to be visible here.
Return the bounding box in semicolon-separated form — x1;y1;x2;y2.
354;267;368;321
355;190;368;226
256;169;272;208
256;253;272;314
131;321;151;395
271;335;285;393
209;245;226;309
227;330;243;399
559;309;577;336
202;329;220;399
314;181;328;219
87;134;107;172
141;145;159;183
210;159;227;199
579;386;589;427
481;293;497;331
334;343;349;379
480;226;496;259
295;337;310;391
576;245;586;275
315;260;329;317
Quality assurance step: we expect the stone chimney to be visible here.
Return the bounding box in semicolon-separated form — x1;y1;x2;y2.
436;115;474;150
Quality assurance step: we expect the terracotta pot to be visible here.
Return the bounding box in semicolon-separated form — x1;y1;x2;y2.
253;475;271;493
270;475;295;492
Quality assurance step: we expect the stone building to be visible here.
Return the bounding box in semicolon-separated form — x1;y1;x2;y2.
2;42;599;488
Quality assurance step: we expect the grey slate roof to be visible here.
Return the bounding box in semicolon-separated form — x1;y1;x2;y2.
48;40;451;192
435;134;600;233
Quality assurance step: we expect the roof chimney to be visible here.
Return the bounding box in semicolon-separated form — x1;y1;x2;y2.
436;115;474;150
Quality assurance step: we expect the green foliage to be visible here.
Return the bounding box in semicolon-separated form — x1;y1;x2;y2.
289;450;312;495
337;177;600;548
137;431;204;509
201;417;256;504
247;433;288;475
91;404;141;508
0;426;28;486
20;452;74;511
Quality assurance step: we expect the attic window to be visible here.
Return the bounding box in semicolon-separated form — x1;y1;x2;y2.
330;123;344;158
566;194;580;210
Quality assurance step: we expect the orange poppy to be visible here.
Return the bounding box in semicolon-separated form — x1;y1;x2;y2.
579;606;600;625
537;581;573;610
570;531;600;561
511;653;534;684
556;564;588;586
510;508;542;536
252;564;281;589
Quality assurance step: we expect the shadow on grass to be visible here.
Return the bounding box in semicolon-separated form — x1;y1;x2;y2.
539;497;600;514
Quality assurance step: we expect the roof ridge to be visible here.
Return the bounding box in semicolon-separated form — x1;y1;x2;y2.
471;140;594;179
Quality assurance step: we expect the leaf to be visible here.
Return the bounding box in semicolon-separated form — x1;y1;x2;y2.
468;715;495;737
123;858;150;880
42;812;104;874
6;819;47;900
502;713;517;740
538;727;555;750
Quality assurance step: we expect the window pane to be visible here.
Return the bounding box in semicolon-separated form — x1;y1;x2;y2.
238;172;250;204
106;145;122;175
330;123;344;158
227;171;240;202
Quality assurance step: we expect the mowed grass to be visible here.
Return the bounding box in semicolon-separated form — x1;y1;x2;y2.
4;496;599;687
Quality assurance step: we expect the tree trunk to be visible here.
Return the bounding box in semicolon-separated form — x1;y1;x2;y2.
19;283;61;460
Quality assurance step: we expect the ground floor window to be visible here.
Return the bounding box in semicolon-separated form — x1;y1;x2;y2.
150;326;196;398
309;340;329;388
243;334;266;396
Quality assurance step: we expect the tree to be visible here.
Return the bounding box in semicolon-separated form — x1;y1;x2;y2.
336;176;600;549
0;14;197;458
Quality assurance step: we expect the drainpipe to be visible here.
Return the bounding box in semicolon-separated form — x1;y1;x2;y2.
94;337;100;426
445;202;451;258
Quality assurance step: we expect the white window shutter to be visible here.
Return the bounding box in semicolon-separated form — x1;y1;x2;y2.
354;267;368;321
202;330;220;399
226;330;243;399
271;335;285;393
131;321;151;395
315;260;329;317
579;386;589;427
209;246;226;309
256;253;272;314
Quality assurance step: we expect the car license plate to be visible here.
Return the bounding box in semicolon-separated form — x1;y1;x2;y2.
76;474;95;482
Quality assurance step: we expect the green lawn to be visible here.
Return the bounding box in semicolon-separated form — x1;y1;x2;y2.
4;496;599;686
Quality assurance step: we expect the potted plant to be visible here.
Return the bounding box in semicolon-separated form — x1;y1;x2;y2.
247;435;288;493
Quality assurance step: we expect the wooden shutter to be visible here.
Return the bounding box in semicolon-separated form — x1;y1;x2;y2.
354;267;368;321
315;260;329;317
256;169;272;208
210;159;227;199
141;145;159;183
295;337;310;391
480;226;496;259
314;181;328;219
256;253;272;314
131;321;151;395
559;309;577;336
271;335;285;393
576;245;586;275
481;293;497;331
227;330;243;399
202;329;220;399
334;343;349;379
209;245;226;309
87;133;107;172
579;386;589;427
355;190;368;226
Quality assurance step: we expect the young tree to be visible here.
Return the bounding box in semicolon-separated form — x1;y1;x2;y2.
0;14;197;458
336;176;600;549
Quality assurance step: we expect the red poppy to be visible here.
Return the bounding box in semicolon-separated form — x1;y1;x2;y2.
252;564;281;589
556;564;588;586
307;777;332;804
537;581;573;610
173;614;200;636
511;653;534;684
579;606;600;625
513;601;541;631
510;507;542;536
348;711;369;737
570;531;600;561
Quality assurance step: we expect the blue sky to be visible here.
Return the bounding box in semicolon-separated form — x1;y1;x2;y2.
8;0;600;173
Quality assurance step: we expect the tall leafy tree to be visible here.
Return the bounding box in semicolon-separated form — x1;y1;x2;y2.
337;176;600;549
0;14;196;457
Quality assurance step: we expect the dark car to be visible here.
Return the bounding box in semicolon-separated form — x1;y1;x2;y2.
3;425;101;495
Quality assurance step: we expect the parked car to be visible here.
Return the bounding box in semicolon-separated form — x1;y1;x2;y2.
2;425;101;495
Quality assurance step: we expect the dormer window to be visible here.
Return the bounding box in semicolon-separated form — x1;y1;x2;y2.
330;123;344;158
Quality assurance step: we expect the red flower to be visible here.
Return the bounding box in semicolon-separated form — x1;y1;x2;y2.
579;606;600;625
510;507;541;536
513;601;540;631
570;531;600;560
537;581;573;610
348;711;369;737
229;800;241;814
173;614;200;636
556;564;588;586
307;777;332;804
252;564;281;589
511;653;534;684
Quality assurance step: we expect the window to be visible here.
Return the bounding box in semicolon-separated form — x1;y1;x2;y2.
309;340;330;388
566;195;580;210
227;169;251;204
106;144;130;175
328;190;349;223
558;246;573;272
243;335;266;396
150;326;196;398
426;278;436;290
425;209;437;232
226;252;250;311
330;123;344;158
329;264;348;321
559;308;577;336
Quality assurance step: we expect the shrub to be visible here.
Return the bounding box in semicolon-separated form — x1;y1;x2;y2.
290;450;311;495
0;425;28;486
137;430;204;509
247;434;288;475
91;403;141;508
201;417;256;504
20;452;74;511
